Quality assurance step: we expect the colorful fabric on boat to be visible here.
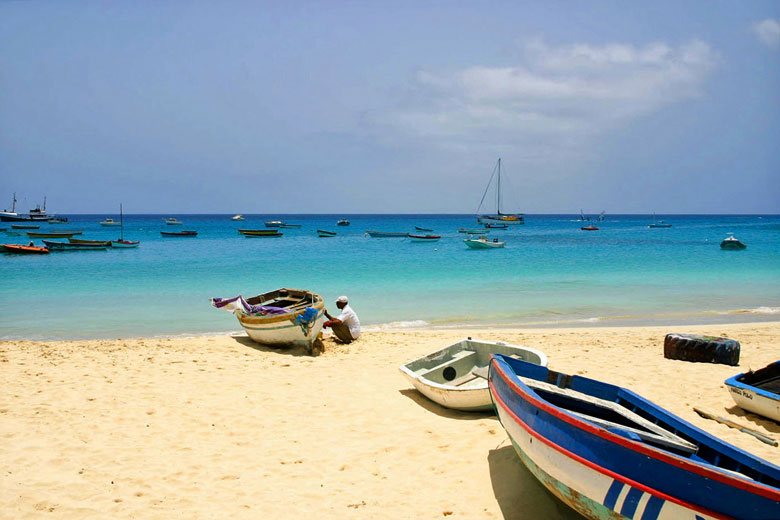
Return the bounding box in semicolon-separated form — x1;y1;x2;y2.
295;306;319;336
210;296;290;316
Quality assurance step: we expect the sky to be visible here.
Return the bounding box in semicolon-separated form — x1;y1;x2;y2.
1;1;778;214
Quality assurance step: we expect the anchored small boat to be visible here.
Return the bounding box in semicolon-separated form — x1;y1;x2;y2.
165;218;183;225
721;233;747;250
399;338;547;411
464;236;504;249
100;218;121;227
42;240;108;251
415;226;433;232
337;219;350;226
69;238;112;247
12;224;39;229
161;231;197;237
231;214;245;221
1;244;49;254
211;288;325;353
408;234;440;242
317;229;337;237
725;361;780;422
238;229;281;236
485;223;508;229
458;227;487;234
489;355;780;520
649;213;672;228
264;220;301;228
111;204;139;248
366;230;408;238
244;231;282;238
581;225;599;231
27;231;80;238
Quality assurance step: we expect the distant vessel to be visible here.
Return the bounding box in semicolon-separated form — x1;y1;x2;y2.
720;233;746;250
317;229;337;237
485;222;508;229
458;227;487;234
161;230;197;237
42;240;108;251
232;214;245;221
27;231;80;238
337;219;350;226
239;229;281;236
366;230;408;238
112;204;140;248
0;194;55;222
648;213;672;228
476;158;524;225
165;218;183;225
408;234;440;242
581;225;599;231
415;226;433;232
464;236;504;249
100;218;121;227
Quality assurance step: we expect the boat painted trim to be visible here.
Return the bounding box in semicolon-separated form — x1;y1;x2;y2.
489;358;780;503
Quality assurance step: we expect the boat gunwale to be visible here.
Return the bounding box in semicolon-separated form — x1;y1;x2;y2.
489;355;780;501
489;372;730;520
236;289;324;325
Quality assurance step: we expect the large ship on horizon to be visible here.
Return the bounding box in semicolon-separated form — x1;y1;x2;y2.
0;194;56;222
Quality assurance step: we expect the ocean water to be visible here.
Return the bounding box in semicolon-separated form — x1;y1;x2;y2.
1;214;779;340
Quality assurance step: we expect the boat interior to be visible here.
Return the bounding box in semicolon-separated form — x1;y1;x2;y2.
246;288;321;311
738;362;780;393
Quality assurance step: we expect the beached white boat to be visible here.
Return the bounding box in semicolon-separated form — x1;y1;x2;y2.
725;361;780;422
211;288;325;352
464;236;504;249
399;338;547;411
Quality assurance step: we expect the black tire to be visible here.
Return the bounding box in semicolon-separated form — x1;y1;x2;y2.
663;333;740;366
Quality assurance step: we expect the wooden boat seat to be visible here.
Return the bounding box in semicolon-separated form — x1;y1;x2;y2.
419;350;479;382
520;378;699;455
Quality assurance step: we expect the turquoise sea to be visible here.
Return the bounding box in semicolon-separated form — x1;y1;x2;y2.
1;214;779;340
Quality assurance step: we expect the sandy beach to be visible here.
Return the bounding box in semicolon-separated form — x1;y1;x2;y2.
1;322;778;519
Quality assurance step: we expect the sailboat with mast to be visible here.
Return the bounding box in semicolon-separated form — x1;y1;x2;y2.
111;204;140;248
475;158;524;225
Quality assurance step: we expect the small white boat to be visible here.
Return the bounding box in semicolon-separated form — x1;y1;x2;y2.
211;288;325;353
232;214;245;221
399;338;547;411
100;218;121;227
464;236;504;249
165;218;183;225
725;361;780;422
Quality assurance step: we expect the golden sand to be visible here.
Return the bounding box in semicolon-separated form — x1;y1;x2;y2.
1;322;778;518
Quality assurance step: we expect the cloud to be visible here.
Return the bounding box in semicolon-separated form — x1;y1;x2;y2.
752;18;780;49
374;39;717;162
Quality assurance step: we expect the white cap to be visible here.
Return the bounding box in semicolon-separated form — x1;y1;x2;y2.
336;295;348;303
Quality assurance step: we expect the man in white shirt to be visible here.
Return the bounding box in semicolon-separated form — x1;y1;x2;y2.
323;295;361;343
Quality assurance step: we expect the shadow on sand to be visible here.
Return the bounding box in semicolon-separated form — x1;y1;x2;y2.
724;405;780;434
398;388;496;421
229;334;316;358
488;445;585;520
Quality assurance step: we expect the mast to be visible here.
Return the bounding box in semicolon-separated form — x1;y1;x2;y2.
120;204;124;241
497;158;501;215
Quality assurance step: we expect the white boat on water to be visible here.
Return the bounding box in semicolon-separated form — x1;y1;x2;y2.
211;288;325;353
232;214;245;221
165;218;183;225
399;338;547;411
464;236;504;249
99;218;121;226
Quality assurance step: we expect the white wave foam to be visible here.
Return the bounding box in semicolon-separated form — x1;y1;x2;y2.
745;306;780;315
576;317;601;323
365;320;430;331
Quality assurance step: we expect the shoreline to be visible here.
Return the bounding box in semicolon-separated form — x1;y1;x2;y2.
2;321;778;518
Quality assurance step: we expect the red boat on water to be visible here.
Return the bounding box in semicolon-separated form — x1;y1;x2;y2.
581;225;599;231
161;231;198;237
1;244;50;254
408;234;441;242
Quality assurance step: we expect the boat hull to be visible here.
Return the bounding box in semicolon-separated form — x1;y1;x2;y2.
725;361;780;422
409;235;440;242
111;240;140;248
317;230;337;237
399;339;547;411
233;289;325;349
366;231;408;238
1;244;49;254
489;356;780;520
464;239;504;249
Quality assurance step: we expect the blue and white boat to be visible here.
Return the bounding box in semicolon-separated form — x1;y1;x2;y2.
488;354;780;520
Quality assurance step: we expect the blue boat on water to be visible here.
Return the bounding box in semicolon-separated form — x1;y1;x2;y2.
488;354;780;520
